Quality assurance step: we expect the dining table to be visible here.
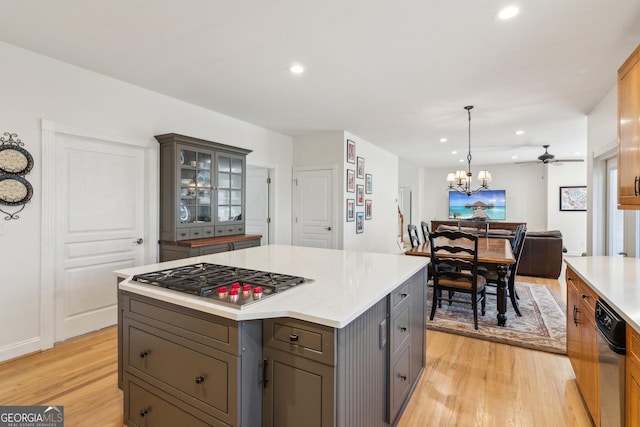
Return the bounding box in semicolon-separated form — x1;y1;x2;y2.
405;236;516;327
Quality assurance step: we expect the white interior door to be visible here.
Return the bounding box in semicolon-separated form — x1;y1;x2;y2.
54;133;146;342
246;166;270;245
293;168;334;248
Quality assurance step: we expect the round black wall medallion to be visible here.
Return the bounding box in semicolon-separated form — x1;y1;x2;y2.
0;132;34;220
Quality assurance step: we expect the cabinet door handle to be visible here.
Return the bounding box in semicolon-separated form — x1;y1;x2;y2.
289;334;299;342
635;176;640;196
133;238;144;245
400;326;407;332
139;407;150;417
399;374;407;381
263;359;269;388
401;293;408;298
195;376;205;384
581;293;589;300
139;350;149;358
573;306;580;326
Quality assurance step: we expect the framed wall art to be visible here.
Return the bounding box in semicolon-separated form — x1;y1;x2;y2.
346;169;355;192
365;173;372;194
357;157;365;178
347;139;356;164
559;186;587;211
365;199;372;219
356;212;364;233
356;184;364;205
346;198;355;221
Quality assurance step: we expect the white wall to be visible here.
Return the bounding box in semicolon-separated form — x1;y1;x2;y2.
342;132;399;254
293;131;400;254
547;162;588;255
586;85;619;255
0;41;294;361
416;163;549;230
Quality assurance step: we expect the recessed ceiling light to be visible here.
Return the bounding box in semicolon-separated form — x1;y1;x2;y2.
440;138;448;143
289;64;304;74
459;159;465;163
574;151;581;156
451;150;457;155
515;130;525;135
497;5;519;20
512;155;518;159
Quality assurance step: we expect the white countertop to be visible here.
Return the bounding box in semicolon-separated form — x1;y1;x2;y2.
115;244;428;328
564;256;640;332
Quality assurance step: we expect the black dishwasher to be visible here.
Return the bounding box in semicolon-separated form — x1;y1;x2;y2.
595;299;626;427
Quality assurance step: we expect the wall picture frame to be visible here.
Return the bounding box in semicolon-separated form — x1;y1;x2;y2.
346;198;355;221
357;156;365;178
356;184;364;205
365;199;372;219
356;212;364;233
365;173;372;194
346;169;355;192
559;186;587;211
347;139;356;164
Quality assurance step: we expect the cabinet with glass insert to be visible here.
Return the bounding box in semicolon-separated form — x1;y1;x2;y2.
155;133;251;242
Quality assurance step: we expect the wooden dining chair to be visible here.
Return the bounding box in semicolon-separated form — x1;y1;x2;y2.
408;224;421;248
420;221;430;242
479;224;527;316
429;230;486;329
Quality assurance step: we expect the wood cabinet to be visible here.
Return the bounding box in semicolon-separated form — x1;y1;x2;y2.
617;44;640;209
627;326;640;427
262;269;426;427
155;133;251;240
119;291;263;427
566;266;600;426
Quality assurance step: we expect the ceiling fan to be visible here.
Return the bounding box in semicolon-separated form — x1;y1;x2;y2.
515;145;584;165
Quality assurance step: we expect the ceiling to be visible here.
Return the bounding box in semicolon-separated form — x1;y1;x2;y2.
1;0;640;168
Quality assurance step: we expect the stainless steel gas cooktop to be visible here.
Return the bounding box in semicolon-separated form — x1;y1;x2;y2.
131;262;313;309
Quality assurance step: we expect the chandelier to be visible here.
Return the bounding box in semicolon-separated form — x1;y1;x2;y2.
446;105;491;196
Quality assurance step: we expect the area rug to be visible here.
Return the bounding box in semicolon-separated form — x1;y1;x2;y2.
426;282;567;354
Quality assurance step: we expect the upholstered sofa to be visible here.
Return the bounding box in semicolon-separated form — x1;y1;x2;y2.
430;221;564;278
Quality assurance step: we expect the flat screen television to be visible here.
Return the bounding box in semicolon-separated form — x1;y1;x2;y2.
448;190;506;220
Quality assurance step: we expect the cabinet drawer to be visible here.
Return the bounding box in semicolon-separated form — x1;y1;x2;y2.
125;294;239;355
579;282;598;315
390;305;411;355
125;321;238;422
189;227;204;239
264;318;335;366
215;226;228;237
232;239;259;251
202;227;215;238
390;344;411;422
233;225;245;235
390;281;411;310
566;268;580;295
124;374;219;427
176;228;191;240
201;243;231;255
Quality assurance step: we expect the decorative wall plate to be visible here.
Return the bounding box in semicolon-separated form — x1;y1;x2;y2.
0;175;33;206
0;145;34;175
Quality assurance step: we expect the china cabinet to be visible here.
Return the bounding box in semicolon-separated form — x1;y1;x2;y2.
617;44;640;209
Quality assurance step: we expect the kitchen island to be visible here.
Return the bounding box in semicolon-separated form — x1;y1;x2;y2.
115;245;429;427
563;256;640;427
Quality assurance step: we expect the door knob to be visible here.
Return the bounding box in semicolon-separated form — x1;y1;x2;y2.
326;227;332;231
133;238;144;245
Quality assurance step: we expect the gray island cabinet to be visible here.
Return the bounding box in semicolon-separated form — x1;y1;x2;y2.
116;245;428;427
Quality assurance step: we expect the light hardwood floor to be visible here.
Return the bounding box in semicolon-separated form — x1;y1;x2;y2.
0;272;592;427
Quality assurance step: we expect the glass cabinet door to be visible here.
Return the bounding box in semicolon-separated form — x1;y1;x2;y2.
216;154;244;223
178;147;213;225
